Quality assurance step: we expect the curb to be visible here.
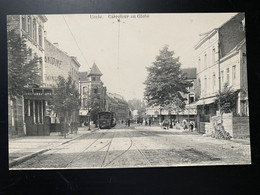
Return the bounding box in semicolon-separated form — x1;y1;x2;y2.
9;148;50;168
9;131;89;168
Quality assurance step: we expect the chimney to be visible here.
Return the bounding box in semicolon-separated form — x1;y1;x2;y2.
53;42;59;48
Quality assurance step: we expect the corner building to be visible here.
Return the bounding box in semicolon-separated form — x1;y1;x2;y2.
194;13;249;136
7;15;49;136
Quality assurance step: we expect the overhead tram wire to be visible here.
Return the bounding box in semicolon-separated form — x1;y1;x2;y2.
112;19;126;96
62;15;90;69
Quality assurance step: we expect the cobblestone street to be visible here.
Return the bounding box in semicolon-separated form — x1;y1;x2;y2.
10;124;251;169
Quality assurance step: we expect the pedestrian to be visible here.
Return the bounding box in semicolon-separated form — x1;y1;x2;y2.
183;120;187;130
128;119;130;127
149;118;151;126
190;121;194;132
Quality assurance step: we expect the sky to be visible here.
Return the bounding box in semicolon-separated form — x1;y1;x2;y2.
44;13;238;101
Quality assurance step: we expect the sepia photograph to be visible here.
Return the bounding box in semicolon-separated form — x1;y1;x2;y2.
7;13;251;170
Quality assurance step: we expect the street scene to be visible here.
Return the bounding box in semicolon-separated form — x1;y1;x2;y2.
7;13;251;169
10;124;250;169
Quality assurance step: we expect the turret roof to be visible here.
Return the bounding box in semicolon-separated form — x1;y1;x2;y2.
88;62;103;76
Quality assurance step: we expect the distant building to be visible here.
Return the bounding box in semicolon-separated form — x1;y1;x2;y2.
79;63;130;125
79;63;107;124
145;68;198;125
106;92;130;121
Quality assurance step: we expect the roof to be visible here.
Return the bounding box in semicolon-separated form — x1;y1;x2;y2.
79;72;89;81
193;96;216;106
88;63;103;76
182;68;197;79
194;13;244;49
220;39;246;62
71;56;81;67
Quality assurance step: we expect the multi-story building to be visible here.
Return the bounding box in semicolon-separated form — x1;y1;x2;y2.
79;63;107;124
79;63;130;125
44;39;81;124
194;13;248;134
7;15;49;136
106;92;130;121
7;15;82;136
44;40;80;88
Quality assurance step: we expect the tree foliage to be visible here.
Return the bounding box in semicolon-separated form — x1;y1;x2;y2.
7;29;41;100
50;75;79;122
144;45;191;107
89;93;103;121
215;83;240;113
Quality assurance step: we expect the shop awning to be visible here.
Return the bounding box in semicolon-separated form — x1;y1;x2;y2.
193;97;217;106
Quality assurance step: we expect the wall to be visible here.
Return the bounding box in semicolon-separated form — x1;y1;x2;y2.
209;113;250;138
233;116;250;138
219;13;245;58
44;39;79;87
222;113;233;136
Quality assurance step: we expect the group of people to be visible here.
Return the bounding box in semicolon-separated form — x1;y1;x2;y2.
182;120;195;132
137;118;152;126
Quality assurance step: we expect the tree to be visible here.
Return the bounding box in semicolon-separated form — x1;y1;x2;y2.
50;75;79;136
215;83;240;114
7;29;41;100
89;93;103;123
144;45;191;115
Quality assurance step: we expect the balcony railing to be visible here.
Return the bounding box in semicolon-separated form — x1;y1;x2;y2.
24;87;53;100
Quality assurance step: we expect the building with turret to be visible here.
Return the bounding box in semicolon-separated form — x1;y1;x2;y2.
79;63;107;124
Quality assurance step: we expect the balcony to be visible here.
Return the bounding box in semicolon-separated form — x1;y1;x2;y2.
24;87;53;100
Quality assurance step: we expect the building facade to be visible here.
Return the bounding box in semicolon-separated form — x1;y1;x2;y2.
79;63;130;125
44;39;81;124
79;63;107;124
44;39;80;88
106;92;130;121
194;13;248;133
7;15;49;136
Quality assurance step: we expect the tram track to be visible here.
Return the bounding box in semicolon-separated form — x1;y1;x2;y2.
14;128;111;168
101;128;152;168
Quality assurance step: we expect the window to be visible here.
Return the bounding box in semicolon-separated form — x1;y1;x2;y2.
22;15;26;31
33;18;37;41
204;53;207;69
198;57;201;71
213;73;216;86
93;88;98;94
243;53;246;64
221;71;224;83
232;65;236;82
226;68;230;85
212;48;215;65
204;76;207;93
27;16;32;36
38;26;42;47
92;77;96;81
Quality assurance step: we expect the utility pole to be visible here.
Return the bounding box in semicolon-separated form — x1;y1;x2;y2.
88;85;91;130
113;19;125;96
217;33;222;124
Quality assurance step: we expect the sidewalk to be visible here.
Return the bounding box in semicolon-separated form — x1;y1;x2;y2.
8;126;96;168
